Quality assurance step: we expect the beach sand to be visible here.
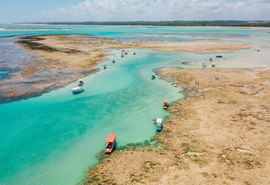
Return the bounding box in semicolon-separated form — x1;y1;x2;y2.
86;68;270;185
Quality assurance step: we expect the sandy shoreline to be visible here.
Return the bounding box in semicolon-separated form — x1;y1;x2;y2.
0;34;251;103
86;68;270;185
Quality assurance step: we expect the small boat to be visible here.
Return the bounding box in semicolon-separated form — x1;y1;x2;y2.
104;65;107;69
112;60;116;63
105;133;116;154
78;79;84;86
133;52;136;55
209;57;213;61
211;63;216;68
163;99;169;110
216;55;223;58
155;118;163;124
72;87;84;94
121;54;124;58
156;123;163;132
181;60;188;65
151;75;156;80
154;118;163;132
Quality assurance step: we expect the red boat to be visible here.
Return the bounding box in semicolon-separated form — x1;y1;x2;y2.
163;99;169;110
105;133;116;154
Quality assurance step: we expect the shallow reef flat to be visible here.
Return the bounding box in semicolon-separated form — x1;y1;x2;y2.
141;40;251;53
0;34;252;103
86;68;270;185
0;34;138;103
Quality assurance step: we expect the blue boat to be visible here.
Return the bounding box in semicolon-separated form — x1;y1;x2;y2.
156;123;163;132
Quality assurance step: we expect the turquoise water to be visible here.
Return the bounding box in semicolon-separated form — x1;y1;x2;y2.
0;70;9;78
0;25;270;185
0;48;191;185
1;24;270;40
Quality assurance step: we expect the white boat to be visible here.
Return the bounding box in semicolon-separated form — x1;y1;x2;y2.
72;87;84;94
156;118;163;124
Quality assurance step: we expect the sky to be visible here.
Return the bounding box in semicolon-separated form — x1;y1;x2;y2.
0;0;269;23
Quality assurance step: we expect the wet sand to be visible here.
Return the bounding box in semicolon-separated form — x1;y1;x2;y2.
86;68;270;185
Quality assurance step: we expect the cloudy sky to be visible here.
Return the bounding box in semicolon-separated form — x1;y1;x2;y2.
0;0;269;23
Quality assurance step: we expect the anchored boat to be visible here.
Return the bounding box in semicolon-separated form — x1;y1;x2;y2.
78;79;84;86
156;123;163;132
155;118;163;132
105;133;116;154
72;87;84;94
163;99;169;110
156;118;163;124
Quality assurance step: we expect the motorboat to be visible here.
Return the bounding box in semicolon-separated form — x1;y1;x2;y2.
155;118;163;124
78;79;84;86
163;99;169;110
156;123;163;132
105;133;116;154
216;55;223;58
72;87;84;94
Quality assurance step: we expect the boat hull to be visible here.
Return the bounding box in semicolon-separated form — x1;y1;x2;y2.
105;133;116;154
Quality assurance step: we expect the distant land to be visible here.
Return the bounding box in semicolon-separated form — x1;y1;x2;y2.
19;20;270;27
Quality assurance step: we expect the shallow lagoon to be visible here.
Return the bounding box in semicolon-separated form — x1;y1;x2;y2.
0;48;192;185
0;25;270;185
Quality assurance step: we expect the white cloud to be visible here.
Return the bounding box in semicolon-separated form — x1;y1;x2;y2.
43;0;270;21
